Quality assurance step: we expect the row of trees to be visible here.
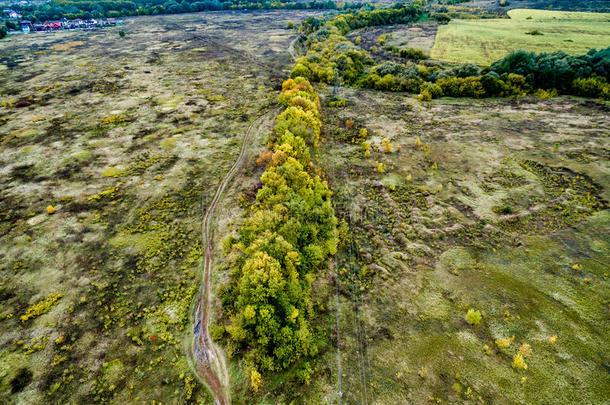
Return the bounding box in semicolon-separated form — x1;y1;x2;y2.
216;77;337;386
294;8;610;100
6;0;354;23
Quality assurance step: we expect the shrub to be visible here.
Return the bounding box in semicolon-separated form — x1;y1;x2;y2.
275;106;321;146
376;74;398;91
432;13;451;24
250;369;262;392
512;353;528;369
286;21;295;29
495;336;514;349
480;73;506;97
420;82;443;98
572;76;608;99
452;62;481;78
377;33;387;46
328;97;346;107
534;88;558;99
381;138;392;153
21;293;63;322
256;150;273;167
437;77;485;98
418;89;431;101
118;30;125;37
398;47;428;60
376;61;418;79
525;30;543;36
290;63;312;80
465;309;482;325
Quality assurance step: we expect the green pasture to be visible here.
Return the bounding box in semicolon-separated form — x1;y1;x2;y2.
431;9;610;65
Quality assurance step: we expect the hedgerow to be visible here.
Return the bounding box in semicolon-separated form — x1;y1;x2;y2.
218;77;337;385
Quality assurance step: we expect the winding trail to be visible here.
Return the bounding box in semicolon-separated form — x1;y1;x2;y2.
189;30;301;404
190;111;274;405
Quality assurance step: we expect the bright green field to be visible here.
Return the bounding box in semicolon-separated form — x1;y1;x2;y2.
431;9;610;65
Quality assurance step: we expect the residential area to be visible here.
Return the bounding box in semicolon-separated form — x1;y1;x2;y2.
2;8;121;35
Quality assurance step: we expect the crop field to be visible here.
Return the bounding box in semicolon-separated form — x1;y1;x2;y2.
0;9;322;403
431;9;610;64
315;88;609;404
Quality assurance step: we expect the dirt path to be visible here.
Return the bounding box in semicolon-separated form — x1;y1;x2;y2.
190;110;275;405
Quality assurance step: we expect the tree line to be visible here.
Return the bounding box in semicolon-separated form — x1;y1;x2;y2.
4;0;360;24
214;77;337;389
292;3;610;100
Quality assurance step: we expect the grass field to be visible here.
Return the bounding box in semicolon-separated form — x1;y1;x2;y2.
316;89;610;404
431;9;610;64
0;10;321;403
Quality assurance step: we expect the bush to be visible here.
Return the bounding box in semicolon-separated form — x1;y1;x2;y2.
512;353;528;369
465;309;482;325
118;30;125;37
398;47;429;60
420;81;443;98
480;73;506;97
572;76;608;99
534;88;558;99
290;63;312;80
275;106;321;146
431;13;451;24
452;62;481;78
375;61;418;79
437;76;485;98
328;97;346;107
504;73;528;96
418;89;431;101
286;21;295;29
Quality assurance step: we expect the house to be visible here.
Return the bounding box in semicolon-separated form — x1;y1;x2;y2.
9;11;22;19
106;18;116;25
33;24;44;31
20;20;32;33
48;22;62;30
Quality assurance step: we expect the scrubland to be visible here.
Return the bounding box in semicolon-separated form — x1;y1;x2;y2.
315;88;609;404
0;10;316;403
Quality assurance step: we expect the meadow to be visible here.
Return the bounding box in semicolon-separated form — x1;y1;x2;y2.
315;88;610;404
431;9;610;64
1;4;609;404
